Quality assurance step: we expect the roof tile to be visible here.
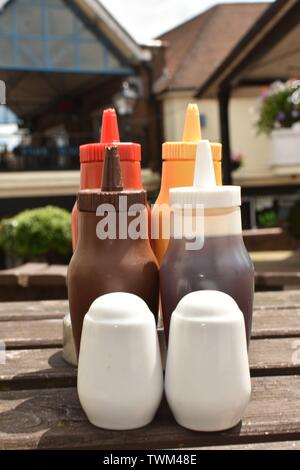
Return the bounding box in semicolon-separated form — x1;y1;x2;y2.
159;2;268;91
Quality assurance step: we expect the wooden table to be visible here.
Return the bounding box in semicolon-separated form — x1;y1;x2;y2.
0;291;300;450
0;263;68;301
1;254;300;302
251;250;300;290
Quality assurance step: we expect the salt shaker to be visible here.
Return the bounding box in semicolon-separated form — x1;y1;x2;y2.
78;292;163;430
165;290;251;431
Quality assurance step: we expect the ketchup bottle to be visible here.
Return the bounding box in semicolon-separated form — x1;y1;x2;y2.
71;108;143;249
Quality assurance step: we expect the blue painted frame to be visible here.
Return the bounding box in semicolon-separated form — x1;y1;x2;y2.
0;0;135;75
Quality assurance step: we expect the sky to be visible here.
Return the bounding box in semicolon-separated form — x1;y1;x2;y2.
100;0;273;43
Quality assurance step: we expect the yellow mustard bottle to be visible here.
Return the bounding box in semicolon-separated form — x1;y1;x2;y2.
152;103;222;264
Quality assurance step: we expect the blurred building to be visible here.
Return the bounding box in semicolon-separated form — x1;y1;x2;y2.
157;2;268;178
157;0;300;228
195;0;300;228
1;0;299;229
0;0;165;215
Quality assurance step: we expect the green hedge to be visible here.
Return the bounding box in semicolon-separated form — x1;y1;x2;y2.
0;206;72;259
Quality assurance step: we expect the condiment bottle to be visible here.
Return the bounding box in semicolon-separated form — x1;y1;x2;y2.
68;145;159;355
71;108;143;249
165;290;251;432
152;103;222;264
78;293;163;430
160;140;254;344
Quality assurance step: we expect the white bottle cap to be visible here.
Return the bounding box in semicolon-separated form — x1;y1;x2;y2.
170;140;241;208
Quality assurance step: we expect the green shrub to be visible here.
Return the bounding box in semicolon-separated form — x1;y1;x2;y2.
256;80;300;135
0;206;72;259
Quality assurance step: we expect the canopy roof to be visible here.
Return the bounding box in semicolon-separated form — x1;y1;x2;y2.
196;0;300;97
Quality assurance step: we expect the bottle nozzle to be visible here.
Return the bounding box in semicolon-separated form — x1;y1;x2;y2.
182;103;202;142
100;108;120;143
101;145;123;192
193;140;216;189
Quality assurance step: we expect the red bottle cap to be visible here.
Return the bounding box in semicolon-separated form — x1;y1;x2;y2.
78;145;146;212
80;108;141;163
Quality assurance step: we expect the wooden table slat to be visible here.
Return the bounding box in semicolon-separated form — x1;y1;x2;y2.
0;349;76;390
1;307;300;351
0;300;68;321
1;376;300;450
253;291;300;309
0;290;299;317
187;441;300;450
1;291;300;450
1;336;300;392
252;308;300;338
0;263;67;287
0;319;62;349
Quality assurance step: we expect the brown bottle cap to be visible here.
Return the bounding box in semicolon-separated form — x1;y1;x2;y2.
78;145;147;212
77;189;147;212
101;145;123;192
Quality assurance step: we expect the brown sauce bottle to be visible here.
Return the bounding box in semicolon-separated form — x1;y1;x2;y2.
68;146;159;355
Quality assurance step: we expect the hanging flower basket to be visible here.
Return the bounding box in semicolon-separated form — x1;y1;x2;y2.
256;80;300;167
271;123;300;167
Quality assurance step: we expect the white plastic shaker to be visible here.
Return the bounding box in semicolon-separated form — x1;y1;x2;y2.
165;290;251;431
78;292;163;430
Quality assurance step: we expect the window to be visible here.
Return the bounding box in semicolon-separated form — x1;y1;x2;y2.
17;4;42;36
0;0;130;72
80;43;105;69
18;40;44;67
0;39;13;66
0;5;12;34
49;41;76;69
48;8;74;36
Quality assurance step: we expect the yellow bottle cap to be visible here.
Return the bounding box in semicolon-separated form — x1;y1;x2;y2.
162;103;222;162
182;103;201;141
